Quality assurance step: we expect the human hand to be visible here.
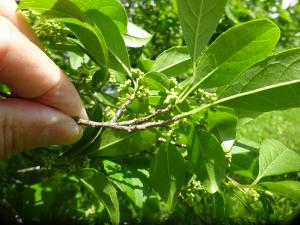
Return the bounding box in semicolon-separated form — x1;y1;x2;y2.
0;0;88;158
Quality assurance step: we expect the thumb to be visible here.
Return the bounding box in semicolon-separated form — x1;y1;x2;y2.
0;99;83;159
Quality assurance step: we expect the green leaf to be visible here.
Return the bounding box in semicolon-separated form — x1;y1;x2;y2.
218;48;300;115
195;19;280;86
123;22;152;48
72;0;128;33
176;0;227;61
151;47;192;77
104;161;150;209
68;52;88;70
189;130;227;193
149;143;186;210
19;0;128;33
80;171;119;225
64;20;109;68
144;72;171;92
90;130;156;157
87;10;130;74
230;153;258;179
34;15;109;68
213;192;225;220
92;68;109;88
138;54;154;73
206;107;238;151
19;0;114;68
254;139;300;183
18;0;88;21
256;181;300;202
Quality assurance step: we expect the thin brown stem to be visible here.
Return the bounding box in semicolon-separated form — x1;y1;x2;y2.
74;118;132;132
75;109;190;133
119;106;173;125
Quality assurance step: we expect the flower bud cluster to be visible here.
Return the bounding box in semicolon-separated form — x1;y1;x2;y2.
185;180;204;206
131;68;145;79
109;73;117;84
35;20;68;43
117;80;132;94
131;69;152;99
225;150;232;166
170;77;178;87
164;88;179;105
136;87;150;99
163;78;181;105
244;188;260;201
104;106;115;119
196;89;218;104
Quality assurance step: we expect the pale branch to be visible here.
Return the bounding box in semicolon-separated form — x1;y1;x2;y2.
118;106;173;125
16;166;47;173
75;102;212;133
74;118;132;132
75;110;189;133
75;118;170;132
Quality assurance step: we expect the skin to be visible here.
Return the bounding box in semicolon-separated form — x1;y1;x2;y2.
0;0;88;159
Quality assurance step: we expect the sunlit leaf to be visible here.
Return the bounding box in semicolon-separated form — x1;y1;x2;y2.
218;48;300;116
151;47;191;77
19;0;128;33
87;10;130;74
254;139;300;183
256;181;300;202
176;0;227;61
123;22;152;48
144;72;171;92
196;19;280;86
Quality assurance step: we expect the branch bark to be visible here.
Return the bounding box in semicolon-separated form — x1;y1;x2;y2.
75;104;191;133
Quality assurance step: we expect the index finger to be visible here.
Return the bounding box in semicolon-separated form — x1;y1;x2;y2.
0;0;42;47
0;16;87;119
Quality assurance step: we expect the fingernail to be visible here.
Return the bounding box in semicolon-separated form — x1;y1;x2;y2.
41;120;83;146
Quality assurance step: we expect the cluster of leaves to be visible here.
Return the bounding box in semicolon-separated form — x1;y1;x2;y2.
1;0;300;224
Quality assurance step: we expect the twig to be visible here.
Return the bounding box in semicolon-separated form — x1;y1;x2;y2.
16;166;46;173
75;118;171;132
74;118;132;132
75;110;189;133
118;106;173;125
